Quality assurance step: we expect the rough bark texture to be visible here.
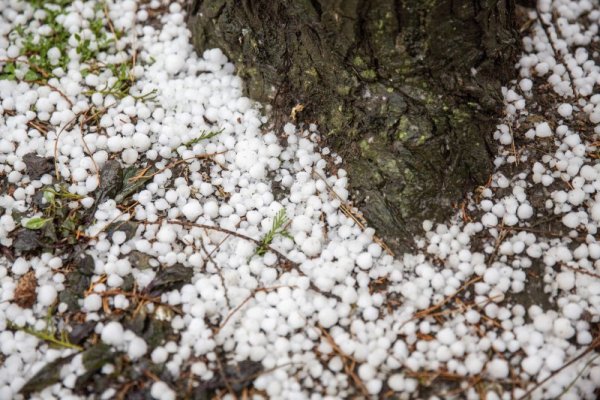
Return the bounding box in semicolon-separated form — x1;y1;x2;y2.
187;0;520;252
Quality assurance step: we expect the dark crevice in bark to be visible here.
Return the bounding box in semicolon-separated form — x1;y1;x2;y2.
190;0;202;16
308;0;322;18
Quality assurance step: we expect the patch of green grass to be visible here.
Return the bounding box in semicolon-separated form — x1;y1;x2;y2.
0;0;133;99
78;3;123;71
74;32;113;65
0;62;17;80
2;3;65;81
3;4;71;82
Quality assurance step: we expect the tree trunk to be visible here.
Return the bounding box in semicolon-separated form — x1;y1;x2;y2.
187;0;520;252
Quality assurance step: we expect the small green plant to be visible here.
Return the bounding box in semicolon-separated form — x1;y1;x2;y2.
23;216;52;230
8;307;83;351
0;62;17;80
82;60;132;98
20;185;87;245
131;88;159;102
1;1;76;82
85;60;158;101
5;4;71;82
80;3;119;60
254;209;292;257
43;185;86;241
0;0;132;98
183;128;224;148
74;32;113;64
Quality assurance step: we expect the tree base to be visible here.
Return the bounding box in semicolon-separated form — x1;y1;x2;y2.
188;0;519;252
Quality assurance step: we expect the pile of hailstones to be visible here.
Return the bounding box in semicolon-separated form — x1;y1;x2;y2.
0;0;600;399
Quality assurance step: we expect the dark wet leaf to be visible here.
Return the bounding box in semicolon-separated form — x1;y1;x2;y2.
226;360;264;391
32;190;51;210
41;221;58;242
124;311;173;350
76;343;115;386
59;271;90;311
124;311;146;334
60;216;78;233
59;289;80;311
13;229;42;252
128;251;153;270
19;353;75;396
76;374;113;398
200;360;263;392
77;253;96;276
144;319;172;349
144;264;192;296
115;165;156;203
23;153;54;180
53;202;68;221
191;388;212;400
68;321;96;345
0;244;15;262
96;160;123;203
122;387;151;400
10;210;27;225
121;274;135;292
106;220;138;242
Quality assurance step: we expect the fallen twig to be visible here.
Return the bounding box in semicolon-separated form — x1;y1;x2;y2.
168;219;340;300
412;276;482;320
215;286;284;334
200;234;232;308
317;324;370;398
311;169;394;256
517;336;600;400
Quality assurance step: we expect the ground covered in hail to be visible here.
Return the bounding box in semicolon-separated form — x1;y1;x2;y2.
0;0;599;399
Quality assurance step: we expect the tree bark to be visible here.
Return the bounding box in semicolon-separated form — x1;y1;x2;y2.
187;0;520;252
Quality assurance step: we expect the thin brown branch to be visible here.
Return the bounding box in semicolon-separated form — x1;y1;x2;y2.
139;151;227;180
534;7;578;97
214;351;237;400
412;276;482;320
0;57;49;78
79;108;101;184
200;234;232;308
317;324;370;398
215;286;283;334
311;169;394;256
517;336;600;400
167;219;340;300
561;263;600;280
